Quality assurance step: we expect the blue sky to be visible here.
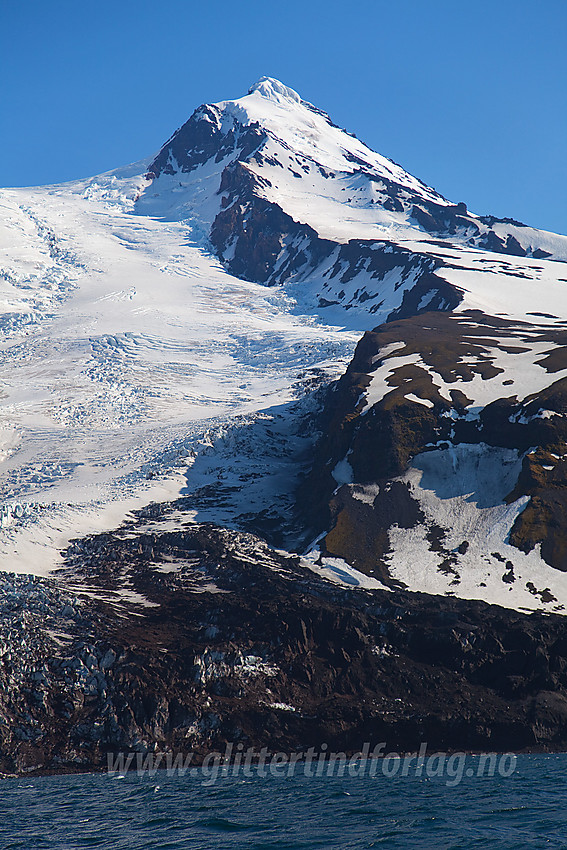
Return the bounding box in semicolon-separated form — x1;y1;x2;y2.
2;0;566;233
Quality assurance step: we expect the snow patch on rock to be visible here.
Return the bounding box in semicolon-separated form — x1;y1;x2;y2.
386;443;567;613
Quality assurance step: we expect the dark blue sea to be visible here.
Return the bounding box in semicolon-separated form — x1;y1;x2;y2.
1;754;566;849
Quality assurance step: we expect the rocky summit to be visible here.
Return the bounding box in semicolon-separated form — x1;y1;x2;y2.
1;78;567;771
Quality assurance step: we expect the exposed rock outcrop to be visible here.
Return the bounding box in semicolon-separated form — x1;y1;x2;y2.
298;310;567;591
4;520;567;774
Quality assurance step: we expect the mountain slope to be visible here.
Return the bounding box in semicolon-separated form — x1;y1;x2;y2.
299;310;567;612
134;77;567;612
3;77;567;773
0;163;356;572
137;76;567;331
0;77;567;615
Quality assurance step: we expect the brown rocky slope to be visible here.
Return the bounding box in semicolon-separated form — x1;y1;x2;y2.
297;309;567;590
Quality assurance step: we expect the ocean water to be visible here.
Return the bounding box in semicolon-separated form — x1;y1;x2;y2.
1;754;566;849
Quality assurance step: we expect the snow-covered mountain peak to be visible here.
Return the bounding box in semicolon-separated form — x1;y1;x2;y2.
139;77;458;244
218;78;446;202
247;76;302;104
137;78;567;288
2;77;567;615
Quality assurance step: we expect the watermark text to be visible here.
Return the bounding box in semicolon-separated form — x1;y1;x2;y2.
107;743;517;787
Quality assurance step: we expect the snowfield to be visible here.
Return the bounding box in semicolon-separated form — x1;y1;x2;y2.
388;444;567;613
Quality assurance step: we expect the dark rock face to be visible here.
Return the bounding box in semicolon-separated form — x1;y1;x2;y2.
149;105;265;178
211;167;326;285
0;572;115;774
324;481;424;583
387;270;461;320
205;155;554;315
410;201;479;239
298;310;567;575
5;520;567;774
507;437;567;571
208;152;465;320
207;153;468;319
478;230;527;257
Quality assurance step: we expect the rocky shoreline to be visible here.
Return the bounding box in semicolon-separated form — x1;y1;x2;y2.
1;517;567;776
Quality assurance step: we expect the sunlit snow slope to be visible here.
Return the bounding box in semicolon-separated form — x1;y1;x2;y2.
1;77;567;614
0;174;356;572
